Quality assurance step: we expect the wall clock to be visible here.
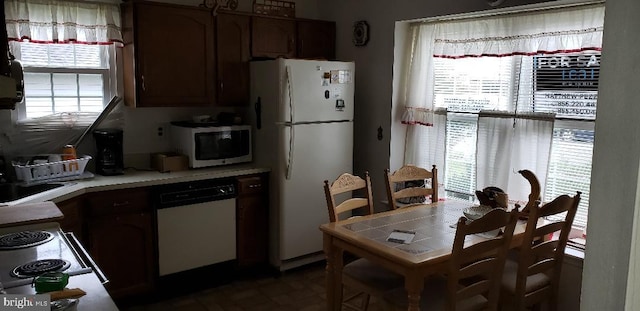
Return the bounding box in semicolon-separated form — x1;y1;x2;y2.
353;21;369;47
202;0;215;8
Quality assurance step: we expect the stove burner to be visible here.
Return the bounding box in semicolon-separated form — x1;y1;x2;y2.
11;259;70;278
0;231;54;250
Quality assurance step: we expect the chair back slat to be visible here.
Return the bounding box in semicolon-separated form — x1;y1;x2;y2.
528;258;556;276
534;222;565;238
461;239;504;261
530;240;559;259
457;279;492;301
458;257;497;279
334;198;369;216
393;187;435;200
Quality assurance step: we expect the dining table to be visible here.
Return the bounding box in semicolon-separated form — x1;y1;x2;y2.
319;199;529;311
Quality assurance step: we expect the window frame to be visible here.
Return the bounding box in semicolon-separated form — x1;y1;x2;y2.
11;42;118;125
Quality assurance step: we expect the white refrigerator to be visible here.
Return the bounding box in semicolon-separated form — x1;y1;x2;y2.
250;59;355;271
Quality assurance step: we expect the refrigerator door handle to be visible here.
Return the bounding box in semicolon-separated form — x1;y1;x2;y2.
285;65;295;180
255;97;262;130
286;124;294;180
286;65;295;124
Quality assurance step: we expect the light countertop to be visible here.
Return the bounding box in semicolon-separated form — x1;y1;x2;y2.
3;164;271;206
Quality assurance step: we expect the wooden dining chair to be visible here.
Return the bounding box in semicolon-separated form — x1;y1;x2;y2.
324;172;404;310
381;207;519;311
324;172;375;222
499;191;581;311
385;164;438;210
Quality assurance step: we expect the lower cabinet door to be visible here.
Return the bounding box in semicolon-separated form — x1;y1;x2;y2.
237;195;268;266
87;212;155;300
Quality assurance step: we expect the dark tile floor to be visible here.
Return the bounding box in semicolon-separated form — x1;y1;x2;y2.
122;262;385;311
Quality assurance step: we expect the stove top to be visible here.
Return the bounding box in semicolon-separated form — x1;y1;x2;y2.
11;259;71;278
0;231;54;250
0;223;92;289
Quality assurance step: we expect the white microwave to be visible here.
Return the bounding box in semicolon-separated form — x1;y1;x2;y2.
171;122;252;168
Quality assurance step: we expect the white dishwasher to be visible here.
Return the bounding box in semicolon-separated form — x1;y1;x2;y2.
154;178;236;276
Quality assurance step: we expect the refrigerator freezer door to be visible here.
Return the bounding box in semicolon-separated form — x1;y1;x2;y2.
281;59;354;124
277;121;353;261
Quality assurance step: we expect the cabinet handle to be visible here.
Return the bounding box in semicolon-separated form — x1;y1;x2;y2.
141;75;146;91
112;201;130;207
248;184;261;189
220;81;224;93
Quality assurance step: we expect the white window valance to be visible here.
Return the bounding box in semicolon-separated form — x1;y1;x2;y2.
400;3;605;127
432;4;604;58
4;0;123;45
401;107;436;126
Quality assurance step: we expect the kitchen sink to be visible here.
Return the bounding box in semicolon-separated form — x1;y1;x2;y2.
0;183;68;204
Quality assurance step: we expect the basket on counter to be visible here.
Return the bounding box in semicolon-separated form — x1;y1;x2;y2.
12;155;92;185
253;0;295;17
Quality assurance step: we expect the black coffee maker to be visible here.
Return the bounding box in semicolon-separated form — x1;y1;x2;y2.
93;129;124;176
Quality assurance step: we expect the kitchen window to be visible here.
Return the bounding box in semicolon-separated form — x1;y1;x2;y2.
10;42;116;123
398;3;604;246
4;0;122;126
429;53;596;231
2;0;122;155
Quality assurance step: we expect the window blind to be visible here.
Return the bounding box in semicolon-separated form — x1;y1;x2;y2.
10;42;113;123
431;52;597;230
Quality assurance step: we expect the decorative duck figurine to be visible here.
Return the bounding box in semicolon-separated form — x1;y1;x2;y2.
517;169;542;216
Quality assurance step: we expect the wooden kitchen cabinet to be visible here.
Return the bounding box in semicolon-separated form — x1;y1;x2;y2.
216;12;251;106
236;174;269;267
55;196;85;245
122;2;216;107
297;20;336;60
251;17;296;59
85;187;155;300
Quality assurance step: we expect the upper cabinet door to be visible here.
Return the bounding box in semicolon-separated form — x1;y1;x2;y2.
124;3;215;107
216;13;251;106
251;17;296;59
296;20;336;60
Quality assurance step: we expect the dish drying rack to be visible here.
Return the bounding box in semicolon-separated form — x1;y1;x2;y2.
12;155;93;185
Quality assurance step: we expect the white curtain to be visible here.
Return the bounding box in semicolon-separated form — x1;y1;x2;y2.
4;0;123;45
399;23;439;127
2;0;123;156
404;109;447;185
476;111;555;204
432;4;604;58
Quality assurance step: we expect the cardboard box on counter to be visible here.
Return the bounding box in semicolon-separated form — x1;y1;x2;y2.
151;153;188;172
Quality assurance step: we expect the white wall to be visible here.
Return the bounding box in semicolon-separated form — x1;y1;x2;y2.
582;0;640;309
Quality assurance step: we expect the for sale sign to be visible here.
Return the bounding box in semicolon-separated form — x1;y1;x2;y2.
534;54;600;91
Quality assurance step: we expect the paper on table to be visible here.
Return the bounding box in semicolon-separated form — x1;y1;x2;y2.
387;230;416;244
